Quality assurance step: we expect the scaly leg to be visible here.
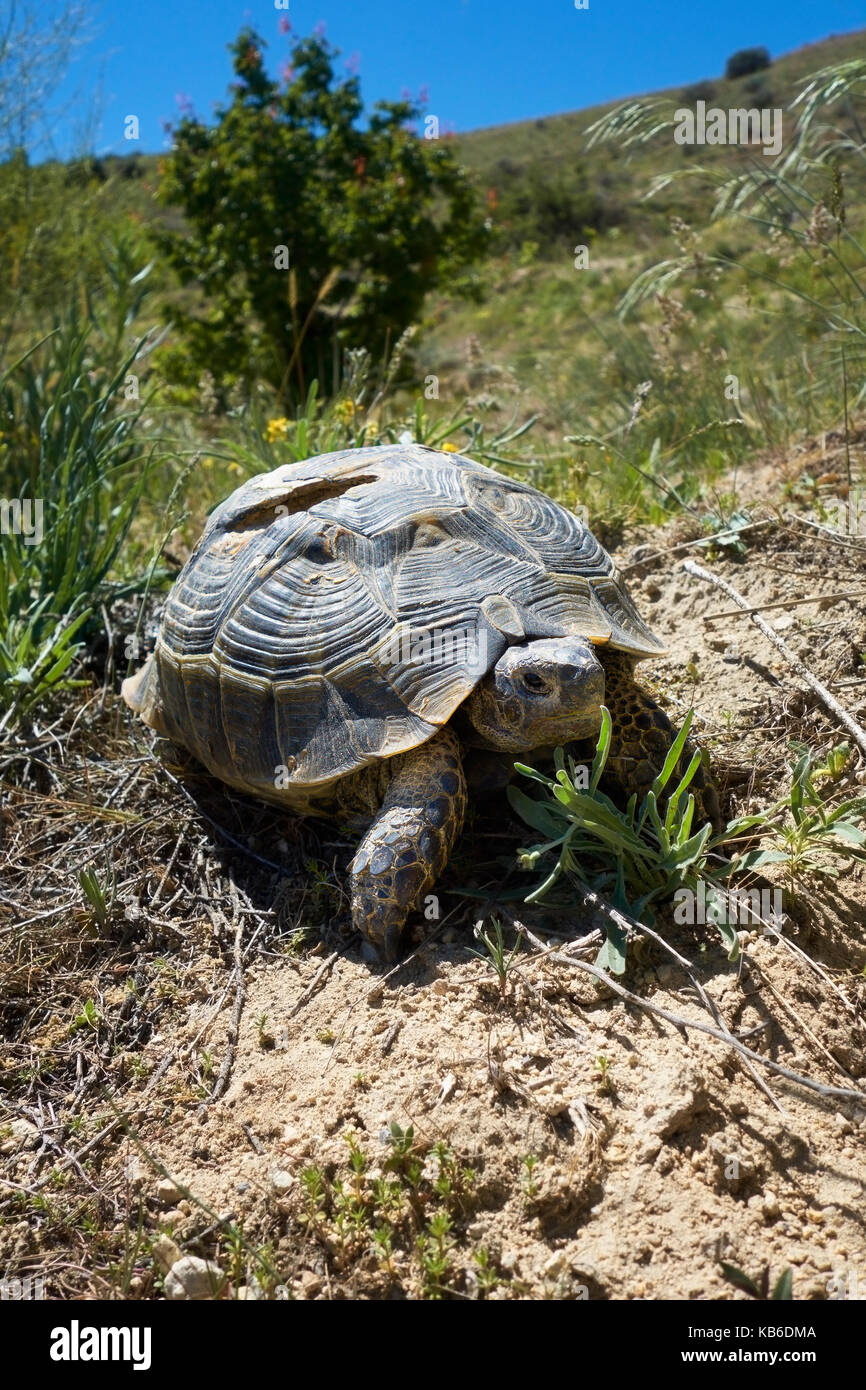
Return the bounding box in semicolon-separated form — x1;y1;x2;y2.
600;650;722;830
349;727;467;959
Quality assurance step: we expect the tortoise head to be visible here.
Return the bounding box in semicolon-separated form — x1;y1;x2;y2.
464;636;605;751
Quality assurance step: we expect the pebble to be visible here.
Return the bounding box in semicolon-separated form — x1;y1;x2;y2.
152;1234;182;1273
164;1255;226;1301
0;1119;39;1155
542;1252;568;1280
270;1167;295;1194
157;1178;182;1205
761;1191;781;1221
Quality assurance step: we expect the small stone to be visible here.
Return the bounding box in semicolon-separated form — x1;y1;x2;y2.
0;1119;40;1155
152;1234;182;1273
834;1113;853;1134
237;1278;264;1301
297;1270;322;1299
270;1167;295;1194
542;1252;568;1280
156;1178;182;1205
638;1137;662;1165
164;1255;226;1301
761;1191;781;1221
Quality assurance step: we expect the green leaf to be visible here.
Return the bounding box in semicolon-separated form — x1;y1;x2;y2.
828;820;866;847
589;706;612;791
732;849;790;873
715;917;741;962
650;710;694;797
507;786;568;839
719;1262;760;1297
771;1268;793;1301
595;920;628;976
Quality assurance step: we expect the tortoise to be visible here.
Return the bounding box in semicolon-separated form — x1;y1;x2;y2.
123;443;719;958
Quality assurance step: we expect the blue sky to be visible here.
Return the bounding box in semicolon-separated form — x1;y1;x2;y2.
52;0;866;157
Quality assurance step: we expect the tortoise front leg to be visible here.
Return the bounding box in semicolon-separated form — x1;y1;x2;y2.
349;727;467;960
600;650;722;831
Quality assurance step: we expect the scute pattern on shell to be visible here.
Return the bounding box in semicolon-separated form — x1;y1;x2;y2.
138;444;664;794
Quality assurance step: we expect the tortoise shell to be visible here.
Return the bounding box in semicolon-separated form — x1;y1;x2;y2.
124;444;664;796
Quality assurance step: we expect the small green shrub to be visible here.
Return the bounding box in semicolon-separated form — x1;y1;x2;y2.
155;28;489;404
724;47;772;81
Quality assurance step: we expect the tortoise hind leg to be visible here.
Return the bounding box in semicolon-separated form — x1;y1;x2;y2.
349;727;467;960
600;650;722;830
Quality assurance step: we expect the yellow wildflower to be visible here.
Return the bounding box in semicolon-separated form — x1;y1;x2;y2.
264;417;290;443
441;442;459;452
335;399;357;424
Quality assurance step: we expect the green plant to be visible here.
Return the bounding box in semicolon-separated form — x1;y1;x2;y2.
296;1129;480;1298
586;57;866;405
595;1054;615;1094
0;300;163;731
724;47;772;81
509;706;734;972
418;1210;454;1299
69;999;101;1034
720;1261;793;1300
521;1154;539;1198
154;28;488;403
468;917;523;997
732;742;866;887
471;1248;502;1296
78;864;117;931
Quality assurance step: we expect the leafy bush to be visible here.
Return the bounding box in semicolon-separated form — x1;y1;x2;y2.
489;156;607;252
725;47;771;81
154;28;489;405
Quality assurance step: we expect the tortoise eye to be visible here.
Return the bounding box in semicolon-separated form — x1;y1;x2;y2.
520;671;549;694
